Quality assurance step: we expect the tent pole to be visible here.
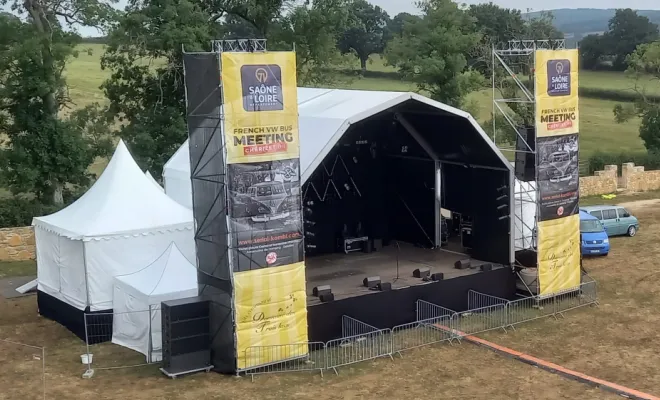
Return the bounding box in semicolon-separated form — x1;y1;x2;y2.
82;240;92;309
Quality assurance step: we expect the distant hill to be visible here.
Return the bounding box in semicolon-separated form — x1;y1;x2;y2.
525;8;660;44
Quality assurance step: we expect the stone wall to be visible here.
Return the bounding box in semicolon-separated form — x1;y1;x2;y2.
579;164;618;197
0;226;35;261
623;163;660;192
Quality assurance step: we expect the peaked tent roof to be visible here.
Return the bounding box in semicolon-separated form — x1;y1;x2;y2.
33;140;193;240
114;242;196;299
145;170;164;192
163;88;512;184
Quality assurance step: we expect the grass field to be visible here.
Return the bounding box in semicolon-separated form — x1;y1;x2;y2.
2;194;660;399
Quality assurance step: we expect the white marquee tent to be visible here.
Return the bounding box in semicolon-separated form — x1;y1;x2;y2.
33;140;196;312
145;170;164;192
112;242;197;362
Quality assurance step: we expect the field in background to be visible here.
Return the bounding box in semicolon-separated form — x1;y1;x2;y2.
66;45;644;169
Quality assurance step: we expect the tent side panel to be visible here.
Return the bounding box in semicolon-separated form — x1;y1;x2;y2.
35;227;62;297
163;172;193;209
112;282;151;360
84;230;194;311
58;237;87;309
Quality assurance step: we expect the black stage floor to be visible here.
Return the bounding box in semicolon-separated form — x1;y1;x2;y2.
305;242;489;305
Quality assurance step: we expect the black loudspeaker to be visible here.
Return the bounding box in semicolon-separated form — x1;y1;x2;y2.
373;239;383;251
362;240;373;253
377;282;392;291
454;259;471;270
319;293;335;302
161;297;211;375
413;267;431;279
515;126;536;182
363;276;381;288
312;285;332;297
480;263;493;272
431;273;444;281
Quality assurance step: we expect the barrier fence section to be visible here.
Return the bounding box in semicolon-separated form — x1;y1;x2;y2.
0;338;46;400
392;304;456;355
83;307;158;373
242;342;326;379
325;316;393;374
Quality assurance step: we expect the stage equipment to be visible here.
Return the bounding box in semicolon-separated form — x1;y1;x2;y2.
362;240;373;253
454;259;471;270
376;282;392;291
373;238;383;251
344;236;369;253
312;285;332;297
319;293;335;302
431;273;445;281
161;297;212;378
496;185;510;221
515;127;536;182
363;276;381;288
461;226;473;250
480;263;493;272
413;267;431;279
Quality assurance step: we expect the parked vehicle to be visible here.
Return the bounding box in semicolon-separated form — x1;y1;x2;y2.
580;205;639;237
579;210;609;256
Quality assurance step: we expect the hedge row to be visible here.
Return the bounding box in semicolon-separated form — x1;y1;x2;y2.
585;150;660;176
0;198;62;229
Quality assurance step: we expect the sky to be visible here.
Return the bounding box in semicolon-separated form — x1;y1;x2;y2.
372;0;660;15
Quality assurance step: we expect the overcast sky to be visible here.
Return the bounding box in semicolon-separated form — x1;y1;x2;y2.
373;0;660;15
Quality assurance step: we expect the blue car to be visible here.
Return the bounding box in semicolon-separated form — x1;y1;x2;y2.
580;210;610;256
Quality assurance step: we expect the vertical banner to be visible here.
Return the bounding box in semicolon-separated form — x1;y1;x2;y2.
535;49;581;295
220;52;308;370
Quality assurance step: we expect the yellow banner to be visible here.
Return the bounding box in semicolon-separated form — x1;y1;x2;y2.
221;52;299;164
537;214;581;295
534;50;579;138
234;262;308;370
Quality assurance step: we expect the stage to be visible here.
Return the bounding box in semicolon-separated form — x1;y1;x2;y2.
305;242;492;304
305;242;517;343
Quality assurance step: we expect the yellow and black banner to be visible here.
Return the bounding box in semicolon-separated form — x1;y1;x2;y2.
221;51;308;369
534;49;581;295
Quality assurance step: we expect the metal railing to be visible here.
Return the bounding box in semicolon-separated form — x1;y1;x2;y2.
0;338;46;400
229;278;600;379
83;308;158;374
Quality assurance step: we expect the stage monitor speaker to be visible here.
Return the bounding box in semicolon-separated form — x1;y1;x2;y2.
373;239;383;251
362;240;373;253
480;263;493;272
413;267;431;279
319;293;335;302
454;259;471;270
377;282;392;291
161;297;212;375
431;273;444;281
312;285;332;297
363;276;381;288
515;126;536;182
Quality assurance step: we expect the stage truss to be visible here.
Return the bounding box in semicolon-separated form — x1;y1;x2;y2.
491;39;566;273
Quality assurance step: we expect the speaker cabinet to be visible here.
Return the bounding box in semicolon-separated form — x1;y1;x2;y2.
363;276;381;288
377;282;392;291
515;126;536;182
480;263;493;272
312;285;332;297
319;293;335;302
161;297;211;375
413;267;431;279
454;259;471;270
431;273;444;281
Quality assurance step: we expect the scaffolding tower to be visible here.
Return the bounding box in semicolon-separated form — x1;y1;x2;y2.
491;39;566;271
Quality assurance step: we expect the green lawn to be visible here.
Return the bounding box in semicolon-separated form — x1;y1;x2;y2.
0;260;36;279
64;46;645;165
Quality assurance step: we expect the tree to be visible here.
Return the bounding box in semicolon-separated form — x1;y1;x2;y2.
0;0;114;204
613;42;660;152
102;0;350;176
579;34;606;70
385;0;483;108
524;11;563;40
607;9;659;70
385;12;419;40
337;0;389;72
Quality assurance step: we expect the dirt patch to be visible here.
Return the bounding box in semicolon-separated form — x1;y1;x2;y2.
618;198;660;210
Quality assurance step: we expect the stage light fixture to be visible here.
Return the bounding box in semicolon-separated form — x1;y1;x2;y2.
497;204;507;211
306;200;314;206
305;231;316;238
304;207;313;215
305;244;317;249
305;220;316;227
496;194;508;202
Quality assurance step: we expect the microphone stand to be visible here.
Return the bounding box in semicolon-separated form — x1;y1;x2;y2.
392;240;401;283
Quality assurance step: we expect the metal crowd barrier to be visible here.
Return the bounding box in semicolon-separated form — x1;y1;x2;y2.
240;278;599;379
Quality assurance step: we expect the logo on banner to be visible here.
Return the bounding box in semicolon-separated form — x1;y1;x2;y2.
266;252;277;265
241;64;283;112
547;59;571;97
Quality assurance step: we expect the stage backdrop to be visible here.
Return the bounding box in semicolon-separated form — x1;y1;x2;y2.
220;51;308;370
534;49;581;295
